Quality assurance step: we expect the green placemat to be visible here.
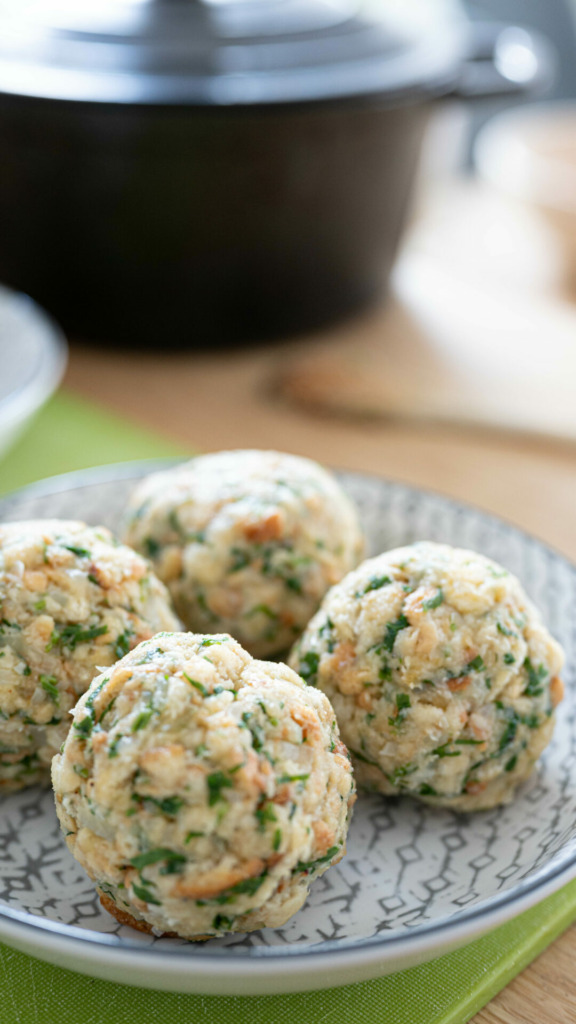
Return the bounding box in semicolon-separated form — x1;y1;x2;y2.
0;391;188;495
1;389;576;1024
2;880;576;1024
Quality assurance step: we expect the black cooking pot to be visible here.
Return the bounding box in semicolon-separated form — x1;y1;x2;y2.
0;1;552;348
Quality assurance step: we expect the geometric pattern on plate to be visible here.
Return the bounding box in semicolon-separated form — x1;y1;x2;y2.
0;463;574;958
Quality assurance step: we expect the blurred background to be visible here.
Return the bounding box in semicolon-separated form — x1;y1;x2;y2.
2;8;576;1018
1;0;576;507
465;0;576;109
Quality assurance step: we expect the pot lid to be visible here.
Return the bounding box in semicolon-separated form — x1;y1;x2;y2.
0;0;465;106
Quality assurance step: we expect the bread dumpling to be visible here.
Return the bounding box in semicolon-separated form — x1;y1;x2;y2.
0;519;180;791
123;450;364;657
52;631;355;939
290;542;564;811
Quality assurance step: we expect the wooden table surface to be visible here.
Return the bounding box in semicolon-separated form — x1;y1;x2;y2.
65;326;576;1024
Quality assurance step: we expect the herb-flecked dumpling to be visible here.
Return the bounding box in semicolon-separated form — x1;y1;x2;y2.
290;542;564;811
0;520;181;791
122;450;365;657
52;632;355;939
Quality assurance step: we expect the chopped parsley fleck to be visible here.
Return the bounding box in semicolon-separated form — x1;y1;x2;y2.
423;589;444;610
114;631;132;660
144;537;160;558
298;651;320;686
276;772;310;785
23;713;60;726
523;658;547;697
212;914;234;930
319;617;336;653
73;715;93;739
185;831;204;843
207;771;233;806
357;575;392;597
137;794;184;817
132;708;154;732
503;652;515;665
257;700;278;726
419;783;437;796
14;752;40;773
467;656;485;672
378;656;392;681
210;872;268;905
498;713;518;752
273;829;282;851
73;763;89;779
34;598;46;612
230;548;251;572
184;673;207;697
284;576;302;594
294;846;340;874
455;738;485;745
138;646;165;664
497;623;515;637
432;743;461;758
131;883;161;906
461;761;485;793
385;763;418;786
383;615;409;653
256;543;308;593
63;544;91;558
241;711;265;751
255;800;277;831
99;696;117;722
246;604;277;620
39;675;59;703
388;692;410;727
130;849;186;872
46;623;108;652
505;755;518;772
198;638;225;649
108;733;124;757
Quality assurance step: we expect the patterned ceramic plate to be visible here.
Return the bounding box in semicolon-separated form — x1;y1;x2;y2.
0;461;575;995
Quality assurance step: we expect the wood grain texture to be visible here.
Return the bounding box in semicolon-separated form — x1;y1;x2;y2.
472;922;576;1024
272;181;576;442
65;337;576;560
65;332;576;1024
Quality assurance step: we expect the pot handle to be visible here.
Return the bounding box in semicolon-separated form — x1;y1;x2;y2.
451;21;555;99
